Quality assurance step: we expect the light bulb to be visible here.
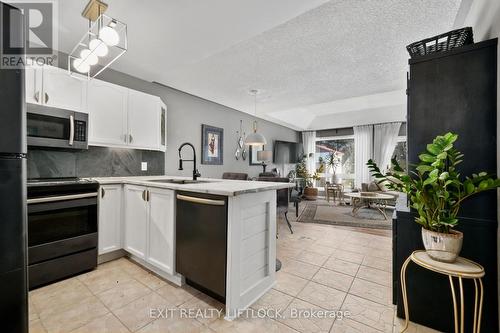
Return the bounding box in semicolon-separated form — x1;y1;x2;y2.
80;49;98;65
99;26;119;46
89;38;108;57
73;58;90;73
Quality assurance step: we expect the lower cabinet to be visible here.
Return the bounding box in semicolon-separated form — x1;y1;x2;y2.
98;185;123;255
123;185;174;274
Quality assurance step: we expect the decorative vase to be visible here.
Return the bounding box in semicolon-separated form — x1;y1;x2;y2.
421;228;463;263
303;187;318;201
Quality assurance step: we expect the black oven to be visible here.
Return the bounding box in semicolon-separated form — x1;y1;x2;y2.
27;104;88;150
27;179;98;289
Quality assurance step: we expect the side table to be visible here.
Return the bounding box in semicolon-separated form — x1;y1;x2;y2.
400;250;485;333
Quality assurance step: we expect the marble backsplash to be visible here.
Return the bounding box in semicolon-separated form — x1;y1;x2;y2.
27;146;165;179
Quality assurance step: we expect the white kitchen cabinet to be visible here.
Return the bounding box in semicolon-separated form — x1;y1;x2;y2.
98;185;122;255
128;89;161;150
88;79;128;147
124;185;148;259
159;101;167;151
25;65;87;112
42;66;87;112
146;187;175;274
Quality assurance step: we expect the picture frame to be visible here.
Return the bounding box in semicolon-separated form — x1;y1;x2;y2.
201;124;224;165
249;145;264;165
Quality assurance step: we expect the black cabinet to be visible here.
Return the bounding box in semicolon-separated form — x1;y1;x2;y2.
395;39;498;333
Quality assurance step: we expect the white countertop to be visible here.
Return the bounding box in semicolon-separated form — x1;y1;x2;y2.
90;175;295;196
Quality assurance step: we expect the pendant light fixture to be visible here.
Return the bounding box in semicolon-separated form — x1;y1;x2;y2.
68;0;127;79
245;89;267;146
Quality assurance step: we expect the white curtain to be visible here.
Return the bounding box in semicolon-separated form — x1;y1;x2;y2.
302;131;316;174
354;125;373;189
373;122;402;172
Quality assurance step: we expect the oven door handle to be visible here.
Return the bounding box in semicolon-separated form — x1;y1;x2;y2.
69;114;75;146
28;192;98;204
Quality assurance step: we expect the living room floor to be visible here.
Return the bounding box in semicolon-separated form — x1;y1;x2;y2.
28;204;439;333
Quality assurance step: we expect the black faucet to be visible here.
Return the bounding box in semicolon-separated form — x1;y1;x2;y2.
178;142;201;181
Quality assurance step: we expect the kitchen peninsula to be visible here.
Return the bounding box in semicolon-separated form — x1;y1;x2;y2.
94;175;293;320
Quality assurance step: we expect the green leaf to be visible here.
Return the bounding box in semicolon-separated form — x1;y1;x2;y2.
426;144;441;155
436;152;447;160
429;169;439;179
419;154;435;163
416;165;433;173
465;181;475;194
439;172;449;181
478;180;489;190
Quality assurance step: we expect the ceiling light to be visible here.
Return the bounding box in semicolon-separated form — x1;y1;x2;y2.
80;49;98;65
245;89;267;146
68;0;127;79
89;38;108;57
99;24;119;46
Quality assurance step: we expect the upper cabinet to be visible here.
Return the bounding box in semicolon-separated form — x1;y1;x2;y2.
26;65;87;113
128;89;161;150
88;79;129;147
25;65;166;152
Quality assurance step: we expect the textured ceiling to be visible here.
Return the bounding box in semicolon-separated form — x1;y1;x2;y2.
57;0;463;130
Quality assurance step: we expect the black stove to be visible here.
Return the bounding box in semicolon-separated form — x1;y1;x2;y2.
26;177;99;289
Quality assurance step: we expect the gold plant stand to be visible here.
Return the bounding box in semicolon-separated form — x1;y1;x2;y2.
400;250;485;333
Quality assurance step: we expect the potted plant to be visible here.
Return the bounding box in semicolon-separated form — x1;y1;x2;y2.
367;132;500;262
296;155;321;200
326;151;342;184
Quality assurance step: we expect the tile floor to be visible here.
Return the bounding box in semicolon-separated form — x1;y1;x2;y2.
28;204;441;333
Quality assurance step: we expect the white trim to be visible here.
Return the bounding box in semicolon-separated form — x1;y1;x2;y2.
315;135;354;141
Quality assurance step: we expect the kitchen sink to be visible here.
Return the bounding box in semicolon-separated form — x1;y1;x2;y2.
147;179;213;185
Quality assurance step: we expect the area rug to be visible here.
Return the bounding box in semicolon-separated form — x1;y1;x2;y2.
297;200;393;230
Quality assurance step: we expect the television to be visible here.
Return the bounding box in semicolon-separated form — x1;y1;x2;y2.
273;140;303;164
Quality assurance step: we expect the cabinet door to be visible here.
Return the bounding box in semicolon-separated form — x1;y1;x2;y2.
128;90;160;150
25;66;42;105
98;185;122;255
124;185;148;259
88;79;128;146
42;66;87;112
146;188;174;274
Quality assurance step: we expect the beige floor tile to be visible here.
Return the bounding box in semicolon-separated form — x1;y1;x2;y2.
281;258;320;280
97;279;152;310
137;315;207;333
70;313;129;333
277;246;304;260
303;244;337;256
362;256;392;272
179;293;225;325
295;250;329;266
32;278;94;319
251;289;294;313
393;315;443;333
330;318;380;333
155;282;200;307
78;266;134;294
341;294;393;332
349;278;392;306
116;258;149;277
296;281;345;310
329;249;364;265
311;268;354;292
133;270;168;290
29;296;39;321
277;298;335;333
29;319;47;333
113;292;170;332
356;266;391;287
210;316;298;333
274;271;309;297
340;243;371;255
41;296;109;333
322;257;360;276
315;237;345;249
366;248;392;260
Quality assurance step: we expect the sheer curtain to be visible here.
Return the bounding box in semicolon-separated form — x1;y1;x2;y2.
353;125;373;188
373;122;402;172
302;131;316;174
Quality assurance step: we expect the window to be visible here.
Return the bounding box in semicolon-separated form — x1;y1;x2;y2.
392;137;407;171
315;137;355;189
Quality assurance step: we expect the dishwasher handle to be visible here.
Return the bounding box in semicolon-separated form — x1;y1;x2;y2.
176;194;225;206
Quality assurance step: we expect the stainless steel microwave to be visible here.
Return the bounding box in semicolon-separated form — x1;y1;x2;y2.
27;104;88;150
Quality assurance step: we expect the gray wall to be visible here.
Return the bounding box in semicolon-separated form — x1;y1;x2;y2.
94;68;300;179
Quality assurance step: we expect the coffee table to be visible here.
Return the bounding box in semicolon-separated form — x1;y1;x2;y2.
345;192;394;220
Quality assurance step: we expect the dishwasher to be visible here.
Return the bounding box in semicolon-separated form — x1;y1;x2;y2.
175;191;228;302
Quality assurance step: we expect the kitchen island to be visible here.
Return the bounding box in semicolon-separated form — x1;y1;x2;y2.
92;175;294;320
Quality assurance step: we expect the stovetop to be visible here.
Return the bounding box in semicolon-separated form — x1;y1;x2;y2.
27;177;98;186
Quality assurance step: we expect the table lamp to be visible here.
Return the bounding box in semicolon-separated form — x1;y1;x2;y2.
257;150;272;173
